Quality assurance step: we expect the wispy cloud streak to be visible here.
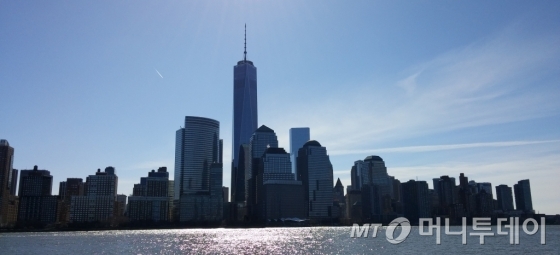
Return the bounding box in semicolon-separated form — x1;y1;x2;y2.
331;139;560;155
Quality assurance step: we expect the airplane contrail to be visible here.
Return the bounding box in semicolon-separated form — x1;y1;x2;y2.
155;68;164;79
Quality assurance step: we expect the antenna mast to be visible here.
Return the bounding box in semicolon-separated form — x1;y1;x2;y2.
244;24;247;61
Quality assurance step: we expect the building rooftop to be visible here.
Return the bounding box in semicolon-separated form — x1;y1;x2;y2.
255;125;274;133
364;155;383;162
303;140;321;147
264;147;288;154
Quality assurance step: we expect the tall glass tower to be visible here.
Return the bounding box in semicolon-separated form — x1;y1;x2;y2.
289;127;310;176
232;25;258;170
174;116;220;200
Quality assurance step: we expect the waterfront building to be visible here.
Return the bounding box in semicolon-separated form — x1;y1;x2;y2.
255;147;305;221
401;180;431;223
174;116;222;222
495;184;515;212
179;163;223;222
128;167;170;222
297;140;334;220
246;125;279;219
232;25;258;171
514;179;533;213
16;166;57;224
70;167;118;223
174;116;220;199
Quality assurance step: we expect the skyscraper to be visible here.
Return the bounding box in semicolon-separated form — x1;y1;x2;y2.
0;139;15;225
289;127;310;176
174;116;222;222
297;140;334;219
232;25;258;170
174;116;220;199
495;184;514;212
246;125;279;216
514;179;533;213
256;147;305;221
402;180;431;223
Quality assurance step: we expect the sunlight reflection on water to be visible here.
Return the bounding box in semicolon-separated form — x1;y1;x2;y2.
1;226;559;254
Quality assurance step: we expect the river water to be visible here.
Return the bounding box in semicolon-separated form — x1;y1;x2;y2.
1;226;559;254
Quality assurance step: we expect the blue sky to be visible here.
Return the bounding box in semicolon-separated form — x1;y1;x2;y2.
1;1;559;214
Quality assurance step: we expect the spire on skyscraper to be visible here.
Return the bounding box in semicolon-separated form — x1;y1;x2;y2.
244;24;247;61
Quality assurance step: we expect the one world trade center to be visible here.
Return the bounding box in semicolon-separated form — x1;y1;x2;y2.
231;25;257;203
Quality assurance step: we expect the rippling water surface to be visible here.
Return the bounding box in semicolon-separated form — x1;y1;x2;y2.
1;226;559;254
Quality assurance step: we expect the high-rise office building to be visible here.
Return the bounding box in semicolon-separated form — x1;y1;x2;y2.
476;182;493;197
246;125;279;218
364;156;393;199
260;148;295;182
179;163;223;222
401;180;431;223
297;140;334;219
116;194;127;216
174;116;222;222
433;175;457;215
350;160;370;191
289;128;310;176
495;184;514;212
256;147;305;220
232;25;258;170
174;116;220;199
231;143;249;204
514;179;533;213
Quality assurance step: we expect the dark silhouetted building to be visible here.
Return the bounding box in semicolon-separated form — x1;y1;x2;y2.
402;180;431;224
0;139;17;226
10;169;18;196
245;125;278;220
17;166;57;224
514;179;533;213
495;184;514;212
255;147;305;221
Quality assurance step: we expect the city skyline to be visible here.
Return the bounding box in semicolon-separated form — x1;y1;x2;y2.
1;1;559;215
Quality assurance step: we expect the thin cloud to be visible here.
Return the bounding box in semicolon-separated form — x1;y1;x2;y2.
261;24;560;153
330;139;560;155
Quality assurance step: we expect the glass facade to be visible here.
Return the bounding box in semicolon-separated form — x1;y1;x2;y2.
232;60;258;169
289;128;310;176
174;116;220;197
297;141;334;219
247;126;278;203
